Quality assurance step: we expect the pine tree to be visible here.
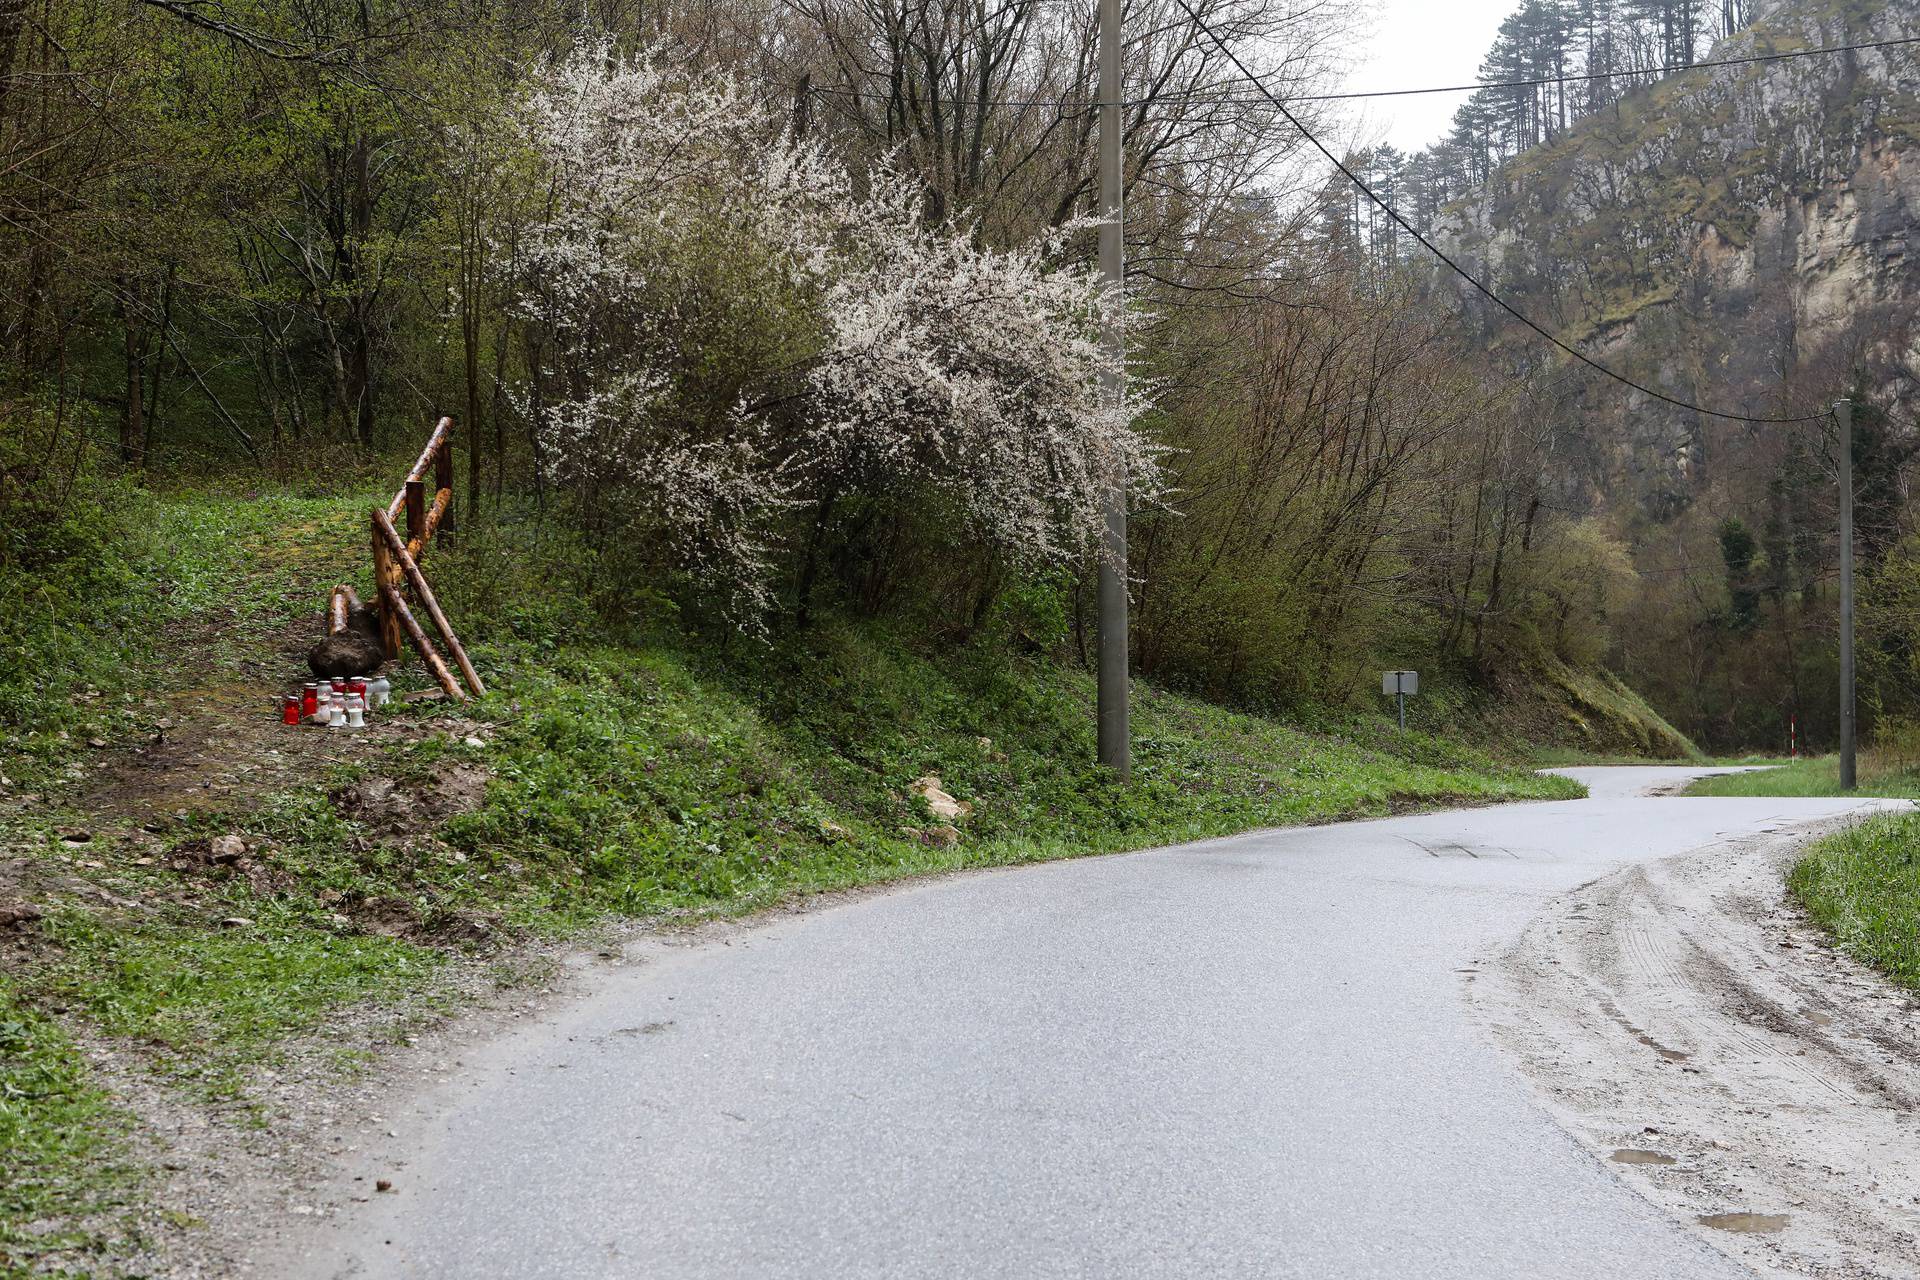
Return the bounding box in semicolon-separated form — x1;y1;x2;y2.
1369;147;1405;261
1396;0;1758;217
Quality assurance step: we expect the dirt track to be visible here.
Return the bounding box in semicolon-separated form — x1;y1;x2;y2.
1475;820;1920;1278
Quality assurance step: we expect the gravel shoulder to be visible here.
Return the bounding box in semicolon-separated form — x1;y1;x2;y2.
1473;818;1920;1278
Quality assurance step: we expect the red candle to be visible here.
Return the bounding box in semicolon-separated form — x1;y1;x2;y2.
282;695;302;725
301;684;320;718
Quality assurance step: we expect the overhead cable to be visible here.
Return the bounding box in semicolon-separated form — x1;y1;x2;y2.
805;32;1920;111
1163;0;1836;424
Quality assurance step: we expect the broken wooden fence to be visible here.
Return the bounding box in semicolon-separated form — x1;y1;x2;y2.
367;416;485;703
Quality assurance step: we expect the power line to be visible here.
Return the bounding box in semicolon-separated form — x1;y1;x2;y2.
804;32;1920;111
1289;32;1920;104
1162;0;1833;426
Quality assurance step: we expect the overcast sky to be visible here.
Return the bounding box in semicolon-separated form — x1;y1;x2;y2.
1339;0;1515;153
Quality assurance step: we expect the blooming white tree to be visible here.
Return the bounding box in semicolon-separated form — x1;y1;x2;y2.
510;46;1158;619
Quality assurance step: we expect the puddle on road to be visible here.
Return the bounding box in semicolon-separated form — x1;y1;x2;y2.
1610;1149;1678;1165
1697;1212;1790;1234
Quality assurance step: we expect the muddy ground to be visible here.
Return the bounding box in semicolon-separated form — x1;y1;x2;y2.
1474;822;1920;1279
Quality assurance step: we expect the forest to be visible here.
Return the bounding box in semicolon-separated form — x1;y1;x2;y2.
1381;0;1765;235
1;0;1912;755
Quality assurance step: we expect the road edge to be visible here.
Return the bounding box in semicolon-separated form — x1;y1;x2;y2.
1469;811;1920;1278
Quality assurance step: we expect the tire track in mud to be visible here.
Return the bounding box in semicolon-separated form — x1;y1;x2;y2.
1474;817;1920;1279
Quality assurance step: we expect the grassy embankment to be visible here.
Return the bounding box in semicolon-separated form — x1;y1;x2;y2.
1682;756;1920;799
0;475;1581;1275
1790;814;1920;990
1684;756;1920;994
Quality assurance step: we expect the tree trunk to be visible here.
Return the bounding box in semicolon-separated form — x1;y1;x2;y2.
145;266;175;456
490;323;509;499
119;291;146;468
348;133;376;448
462;231;484;517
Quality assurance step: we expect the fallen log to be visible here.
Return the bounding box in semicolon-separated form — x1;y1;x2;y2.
371;507;486;698
314;582;384;678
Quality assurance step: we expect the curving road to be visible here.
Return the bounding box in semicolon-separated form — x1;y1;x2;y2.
276;767;1896;1279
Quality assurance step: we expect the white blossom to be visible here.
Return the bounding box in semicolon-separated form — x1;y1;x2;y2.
509;45;1160;619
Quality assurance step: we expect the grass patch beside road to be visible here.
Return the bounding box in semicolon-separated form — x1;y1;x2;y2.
0;983;140;1278
1693;755;1920;995
435;625;1583;923
1791;813;1920;991
1682;756;1920;798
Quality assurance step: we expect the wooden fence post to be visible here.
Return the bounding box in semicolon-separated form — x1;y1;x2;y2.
372;507;486;698
372;417;471;682
379;583;466;702
371;514;404;658
406;488;451;559
435;424;455;537
404;478;427;548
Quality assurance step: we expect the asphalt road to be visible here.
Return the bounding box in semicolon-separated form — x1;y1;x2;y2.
283;767;1896;1279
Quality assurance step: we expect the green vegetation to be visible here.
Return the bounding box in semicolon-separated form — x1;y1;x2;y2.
1528;658;1699;761
0;472;375;791
0;471;163;755
1692;756;1920;995
434;625;1580;922
1790;812;1920;990
19;3;1884;1272
1414;2;1920;767
32;909;441;1099
1682;756;1920;799
0;984;139;1278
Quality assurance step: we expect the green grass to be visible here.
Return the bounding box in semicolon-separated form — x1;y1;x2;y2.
0;477;375;792
1681;756;1920;798
31;910;441;1101
1532;749;1776;768
0;983;141;1278
1791;812;1920;990
1696;754;1920;994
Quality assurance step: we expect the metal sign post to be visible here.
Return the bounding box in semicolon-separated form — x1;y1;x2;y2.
1382;671;1419;732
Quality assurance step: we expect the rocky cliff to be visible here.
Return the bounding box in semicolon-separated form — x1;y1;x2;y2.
1437;0;1920;515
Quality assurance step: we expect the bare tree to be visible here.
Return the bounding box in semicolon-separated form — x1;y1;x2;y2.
778;0;1355;273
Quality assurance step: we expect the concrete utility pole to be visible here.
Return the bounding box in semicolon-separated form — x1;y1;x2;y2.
1837;398;1856;791
1096;0;1129;780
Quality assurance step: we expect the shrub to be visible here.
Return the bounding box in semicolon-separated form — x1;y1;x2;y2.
509;47;1159;623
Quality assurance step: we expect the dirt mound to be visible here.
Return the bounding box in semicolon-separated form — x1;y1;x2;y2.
331;765;490;835
1474;819;1920;1278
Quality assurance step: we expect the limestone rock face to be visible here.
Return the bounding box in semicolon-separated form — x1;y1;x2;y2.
1430;0;1920;515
